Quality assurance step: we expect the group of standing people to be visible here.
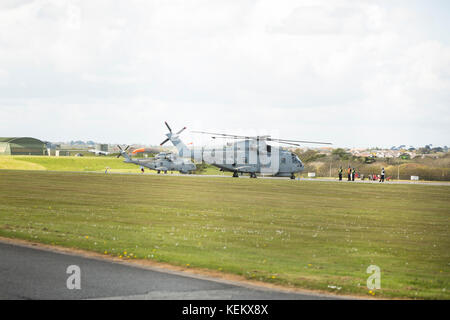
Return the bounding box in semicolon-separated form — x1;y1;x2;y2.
338;166;385;182
338;166;356;181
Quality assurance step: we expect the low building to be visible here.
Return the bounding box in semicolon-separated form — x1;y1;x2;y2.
0;137;46;155
96;144;109;152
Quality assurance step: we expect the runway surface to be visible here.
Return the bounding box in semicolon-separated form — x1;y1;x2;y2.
0;241;341;300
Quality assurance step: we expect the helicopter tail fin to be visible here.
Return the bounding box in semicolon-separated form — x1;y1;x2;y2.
160;122;192;158
170;135;191;158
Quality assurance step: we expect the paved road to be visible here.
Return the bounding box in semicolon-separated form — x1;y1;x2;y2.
0;241;340;300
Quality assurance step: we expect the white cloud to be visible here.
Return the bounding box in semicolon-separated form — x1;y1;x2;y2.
0;0;449;147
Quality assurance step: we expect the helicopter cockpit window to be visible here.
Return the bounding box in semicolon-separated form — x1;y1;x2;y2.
267;145;271;153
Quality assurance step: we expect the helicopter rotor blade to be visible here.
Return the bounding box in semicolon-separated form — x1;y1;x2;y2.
209;136;300;146
205;135;331;146
193;130;331;145
116;145;123;158
192;131;251;140
160;138;170;146
210;136;246;140
165;121;172;133
267;138;332;145
176;127;187;135
269;141;301;147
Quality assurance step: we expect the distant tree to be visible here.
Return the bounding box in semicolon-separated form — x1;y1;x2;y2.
431;147;443;153
293;149;325;163
71;140;85;145
331;148;350;160
418;145;431;154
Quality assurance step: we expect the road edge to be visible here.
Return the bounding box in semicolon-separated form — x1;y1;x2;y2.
0;236;374;300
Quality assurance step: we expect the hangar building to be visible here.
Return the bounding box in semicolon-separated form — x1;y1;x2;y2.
0;137;46;155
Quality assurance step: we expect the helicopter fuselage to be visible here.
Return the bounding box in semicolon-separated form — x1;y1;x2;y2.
123;152;196;174
161;122;320;179
190;140;304;177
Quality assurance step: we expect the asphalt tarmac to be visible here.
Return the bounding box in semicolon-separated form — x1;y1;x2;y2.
0;241;342;300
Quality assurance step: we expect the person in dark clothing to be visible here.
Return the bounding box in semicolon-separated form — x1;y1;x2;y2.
347;166;351;181
339;167;343;181
352;168;356;181
380;168;385;182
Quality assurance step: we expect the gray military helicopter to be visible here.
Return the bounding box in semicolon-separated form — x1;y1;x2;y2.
117;145;196;174
161;122;331;179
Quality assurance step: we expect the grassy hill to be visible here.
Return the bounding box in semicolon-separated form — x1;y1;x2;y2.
0;155;227;175
0;156;148;173
294;150;450;181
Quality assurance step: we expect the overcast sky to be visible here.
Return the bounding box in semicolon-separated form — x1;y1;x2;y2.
0;0;449;148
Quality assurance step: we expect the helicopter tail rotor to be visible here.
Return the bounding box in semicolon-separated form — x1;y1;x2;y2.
161;122;187;146
117;145;130;158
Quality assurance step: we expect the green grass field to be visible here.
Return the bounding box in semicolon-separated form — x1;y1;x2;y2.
0;155;139;172
0;170;448;299
0;155;227;175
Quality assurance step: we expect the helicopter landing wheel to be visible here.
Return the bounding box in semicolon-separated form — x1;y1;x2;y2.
290;173;296;180
164;171;167;174
232;171;239;178
157;170;161;174
250;173;257;178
